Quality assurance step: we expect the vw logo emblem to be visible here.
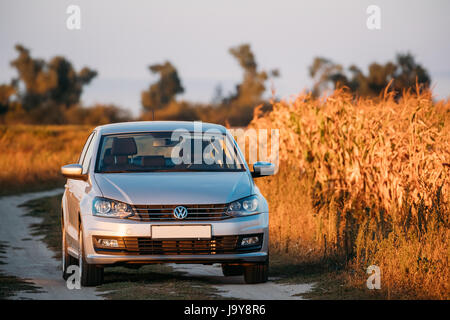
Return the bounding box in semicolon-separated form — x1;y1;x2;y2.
173;206;188;219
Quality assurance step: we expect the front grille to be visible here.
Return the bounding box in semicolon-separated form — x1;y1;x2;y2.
129;204;231;221
125;236;239;255
93;235;263;255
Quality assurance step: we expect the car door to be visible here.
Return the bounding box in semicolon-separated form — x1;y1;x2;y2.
66;132;95;244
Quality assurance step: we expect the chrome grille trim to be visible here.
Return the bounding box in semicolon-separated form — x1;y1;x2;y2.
129;203;231;221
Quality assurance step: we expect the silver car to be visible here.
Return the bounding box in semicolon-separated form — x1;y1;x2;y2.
61;121;275;286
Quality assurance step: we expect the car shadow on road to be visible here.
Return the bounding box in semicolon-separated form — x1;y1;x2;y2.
98;264;237;299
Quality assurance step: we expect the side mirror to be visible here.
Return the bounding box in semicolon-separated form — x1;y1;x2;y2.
61;164;87;181
251;161;276;178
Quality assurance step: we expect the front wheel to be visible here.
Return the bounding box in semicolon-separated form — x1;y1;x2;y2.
244;260;268;284
79;228;104;286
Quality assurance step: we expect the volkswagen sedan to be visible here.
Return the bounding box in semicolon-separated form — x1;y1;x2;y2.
61;121;275;286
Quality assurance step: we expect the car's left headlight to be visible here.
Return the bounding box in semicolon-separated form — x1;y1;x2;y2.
92;197;134;219
226;195;261;217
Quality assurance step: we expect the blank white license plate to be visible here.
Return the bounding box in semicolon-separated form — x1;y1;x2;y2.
151;225;212;240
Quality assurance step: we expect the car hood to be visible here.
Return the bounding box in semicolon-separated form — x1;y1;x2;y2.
94;171;254;205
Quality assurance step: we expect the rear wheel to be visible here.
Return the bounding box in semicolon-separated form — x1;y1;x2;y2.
244;260;268;284
79;228;104;286
221;264;244;276
62;218;78;280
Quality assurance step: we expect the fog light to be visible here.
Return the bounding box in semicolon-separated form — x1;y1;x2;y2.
240;236;260;247
97;239;119;247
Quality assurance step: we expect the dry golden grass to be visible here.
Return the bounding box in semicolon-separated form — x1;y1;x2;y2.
257;167;317;257
0;125;92;195
251;89;450;299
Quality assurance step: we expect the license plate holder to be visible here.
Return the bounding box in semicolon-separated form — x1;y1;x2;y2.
151;225;212;240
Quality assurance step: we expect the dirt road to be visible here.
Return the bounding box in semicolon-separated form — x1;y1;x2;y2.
0;189;102;300
0;190;312;300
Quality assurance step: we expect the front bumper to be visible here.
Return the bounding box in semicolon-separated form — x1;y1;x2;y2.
85;252;268;265
81;212;269;265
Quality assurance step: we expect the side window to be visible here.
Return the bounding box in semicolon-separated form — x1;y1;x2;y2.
78;132;95;165
81;132;96;174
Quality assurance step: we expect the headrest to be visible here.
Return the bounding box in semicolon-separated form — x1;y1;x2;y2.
142;156;165;167
111;137;137;156
103;148;114;165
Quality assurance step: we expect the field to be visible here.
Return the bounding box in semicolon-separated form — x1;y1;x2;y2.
252;89;449;299
0;89;448;299
0;125;92;196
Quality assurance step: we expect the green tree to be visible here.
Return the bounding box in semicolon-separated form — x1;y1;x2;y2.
10;44;97;113
221;43;279;126
309;57;346;97
309;53;430;97
141;61;184;113
227;44;277;106
391;53;430;93
0;83;16;115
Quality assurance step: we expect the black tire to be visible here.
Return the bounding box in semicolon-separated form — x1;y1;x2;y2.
79;228;104;286
221;264;244;276
62;218;78;280
244;261;268;284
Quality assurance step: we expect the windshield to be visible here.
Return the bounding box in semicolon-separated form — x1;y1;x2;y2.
95;131;246;173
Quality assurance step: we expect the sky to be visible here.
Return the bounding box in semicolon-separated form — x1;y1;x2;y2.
1;0;449;116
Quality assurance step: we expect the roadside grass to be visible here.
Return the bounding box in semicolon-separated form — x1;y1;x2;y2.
257;169;380;299
260;169;444;300
269;255;385;300
0;125;91;196
0;241;41;299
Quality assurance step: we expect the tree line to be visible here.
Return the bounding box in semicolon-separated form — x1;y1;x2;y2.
0;43;431;126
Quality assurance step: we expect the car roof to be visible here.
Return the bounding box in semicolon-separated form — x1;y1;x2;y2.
94;121;228;135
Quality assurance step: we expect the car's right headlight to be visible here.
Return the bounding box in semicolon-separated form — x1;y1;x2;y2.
92;197;134;219
226;195;261;217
